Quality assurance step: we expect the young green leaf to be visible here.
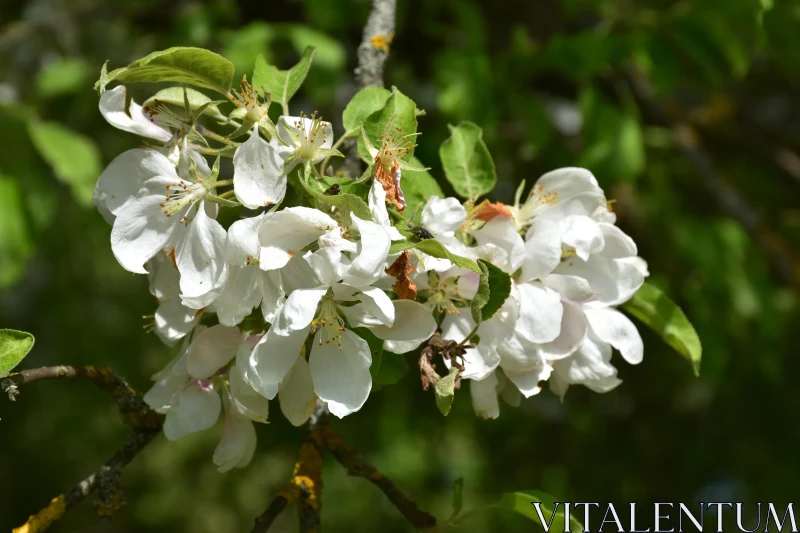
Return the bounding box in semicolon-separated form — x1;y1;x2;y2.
500;490;584;532
0;329;35;376
28;121;102;207
298;170;372;222
471;259;512;324
359;87;418;162
439;121;497;199
342;86;392;133
435;366;460;416
96;47;235;95
622;282;702;376
252;47;316;106
416;239;481;273
144;87;227;122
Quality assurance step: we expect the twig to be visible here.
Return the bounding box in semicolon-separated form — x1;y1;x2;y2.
314;427;437;531
626;71;800;289
6;366;164;533
2;365;162;430
343;0;398;176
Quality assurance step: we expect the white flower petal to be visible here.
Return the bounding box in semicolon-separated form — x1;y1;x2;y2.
343;214;391;287
213;265;261;327
421;196;467;236
520;218;563;282
555;255;644;307
505;363;553;398
99;86;172;141
561;215;604;261
258;207;337;271
472;216;525;273
597;222;637;258
370;300;437;353
111;185;179;274
304;247;345;287
187;325;242;378
176;201;228;309
279;356;318;427
233;125;290;209
470;372;500;419
584;308;643;365
273;288;328;335
542;273;596;303
155;298;198;346
534;167;602;202
229;363;269;423
97;148;178;217
309;329;372;418
356;286;395;327
258;270;285;324
552;333;620;392
226;213;266;266
163;381;221;441
538;301;588;360
516;281;563;344
213;394;257;472
249;326;309;399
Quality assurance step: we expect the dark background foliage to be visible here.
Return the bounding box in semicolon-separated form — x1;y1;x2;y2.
1;0;799;531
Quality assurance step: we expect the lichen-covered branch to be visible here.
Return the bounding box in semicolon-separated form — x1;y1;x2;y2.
354;0;397;90
314;427;437;531
6;366;164;533
2;365;162;430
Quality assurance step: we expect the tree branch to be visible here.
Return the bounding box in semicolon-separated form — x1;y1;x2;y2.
2;365;162;430
6;366;164;533
314;427;437;531
342;0;398;176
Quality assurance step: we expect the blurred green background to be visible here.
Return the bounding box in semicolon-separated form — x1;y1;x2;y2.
2;0;800;531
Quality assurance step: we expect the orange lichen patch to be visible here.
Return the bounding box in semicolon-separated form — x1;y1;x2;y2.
370;33;394;52
385;251;417;300
470;200;512;222
13;495;66;533
374;158;404;212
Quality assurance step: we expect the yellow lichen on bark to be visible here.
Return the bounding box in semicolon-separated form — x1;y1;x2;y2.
13;495;66;533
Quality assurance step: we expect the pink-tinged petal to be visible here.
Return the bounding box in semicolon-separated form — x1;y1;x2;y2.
233;125;291;209
470;372;500;419
584;307;643;365
309;329;371;418
99;86;172;141
163;381;221;441
279;356;317;427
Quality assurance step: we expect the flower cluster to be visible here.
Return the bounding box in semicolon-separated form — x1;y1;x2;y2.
94;83;647;472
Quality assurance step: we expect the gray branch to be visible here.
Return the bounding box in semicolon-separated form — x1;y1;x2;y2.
354;0;397;90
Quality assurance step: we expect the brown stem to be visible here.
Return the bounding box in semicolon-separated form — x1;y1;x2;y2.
6;366;164;533
314;427;437;531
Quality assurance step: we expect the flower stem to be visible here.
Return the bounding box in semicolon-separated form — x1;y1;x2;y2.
218;190;236;199
198;125;238;147
320;128;359;176
214;179;234;187
458;323;480;347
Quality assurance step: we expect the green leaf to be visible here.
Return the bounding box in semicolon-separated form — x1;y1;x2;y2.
342;86;392;132
37;58;90;97
28;121;102;207
252;46;316;106
0;329;35;376
0;176;33;288
471;259;512;323
359;87;418;162
299;170;372;222
416;239;480;273
500;490;584;532
439;121;496;199
355;327;408;388
97;47;235;95
622;282;702;376
400;156;444;216
435;366;460;416
144;87;227;122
